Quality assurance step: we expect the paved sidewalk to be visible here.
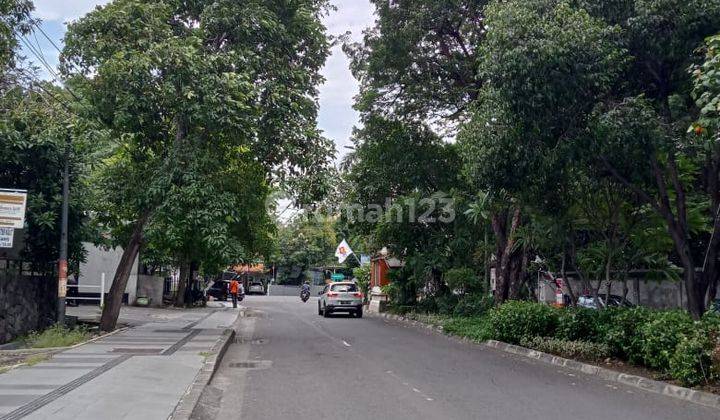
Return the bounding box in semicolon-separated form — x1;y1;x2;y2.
0;303;239;420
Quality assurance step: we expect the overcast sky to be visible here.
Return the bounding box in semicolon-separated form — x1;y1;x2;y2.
25;0;376;160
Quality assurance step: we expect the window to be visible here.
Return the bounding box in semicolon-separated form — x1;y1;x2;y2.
331;283;358;293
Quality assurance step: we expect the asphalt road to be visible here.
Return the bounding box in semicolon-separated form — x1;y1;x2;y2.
192;296;718;420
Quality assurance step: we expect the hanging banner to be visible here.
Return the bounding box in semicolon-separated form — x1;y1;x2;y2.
0;189;27;229
0;227;13;248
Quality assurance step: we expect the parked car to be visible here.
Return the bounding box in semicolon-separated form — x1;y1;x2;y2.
318;282;363;318
247;281;265;295
577;294;635;309
206;280;230;301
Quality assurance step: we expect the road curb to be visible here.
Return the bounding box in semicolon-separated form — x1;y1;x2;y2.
369;311;720;410
168;327;236;420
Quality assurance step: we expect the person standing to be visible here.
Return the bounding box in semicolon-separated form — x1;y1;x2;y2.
229;277;240;308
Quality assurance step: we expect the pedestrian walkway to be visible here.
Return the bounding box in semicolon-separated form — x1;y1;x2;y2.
0;304;239;420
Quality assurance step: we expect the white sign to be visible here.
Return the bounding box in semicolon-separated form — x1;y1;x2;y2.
0;227;14;248
0;189;27;229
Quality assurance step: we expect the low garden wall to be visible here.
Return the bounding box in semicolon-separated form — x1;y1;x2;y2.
0;274;57;344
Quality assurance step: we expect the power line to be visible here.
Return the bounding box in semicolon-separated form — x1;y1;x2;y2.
18;34;82;103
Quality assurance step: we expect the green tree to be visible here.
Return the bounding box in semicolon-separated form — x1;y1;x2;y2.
345;0;488;123
0;84;94;274
0;0;34;86
61;0;334;330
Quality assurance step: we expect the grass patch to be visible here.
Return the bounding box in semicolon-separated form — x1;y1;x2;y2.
442;316;492;342
403;312;451;327
25;325;92;349
24;354;50;366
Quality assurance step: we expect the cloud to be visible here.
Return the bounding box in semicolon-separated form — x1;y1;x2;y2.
32;0;110;22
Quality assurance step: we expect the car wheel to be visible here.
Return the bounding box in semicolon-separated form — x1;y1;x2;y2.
356;309;363;318
323;305;331;318
318;302;323;316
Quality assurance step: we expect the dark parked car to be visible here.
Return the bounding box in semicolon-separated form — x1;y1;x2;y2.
206;280;230;301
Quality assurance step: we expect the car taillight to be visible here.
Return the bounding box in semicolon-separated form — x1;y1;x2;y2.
327;292;338;298
353;293;363;298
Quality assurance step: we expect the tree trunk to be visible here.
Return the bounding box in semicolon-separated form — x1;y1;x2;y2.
493;208;521;304
175;260;191;307
99;213;149;331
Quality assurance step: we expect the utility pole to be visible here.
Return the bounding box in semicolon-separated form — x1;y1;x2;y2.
57;136;70;325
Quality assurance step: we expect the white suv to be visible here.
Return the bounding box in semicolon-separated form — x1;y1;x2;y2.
318;282;363;318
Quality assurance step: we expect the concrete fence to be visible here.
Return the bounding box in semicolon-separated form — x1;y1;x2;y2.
0;274;57;344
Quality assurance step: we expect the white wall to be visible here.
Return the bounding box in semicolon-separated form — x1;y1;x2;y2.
78;242;138;304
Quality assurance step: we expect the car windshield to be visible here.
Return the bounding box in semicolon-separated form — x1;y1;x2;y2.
331;283;357;292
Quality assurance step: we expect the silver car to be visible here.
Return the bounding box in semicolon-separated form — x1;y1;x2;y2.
247;282;265;295
318;282;363;318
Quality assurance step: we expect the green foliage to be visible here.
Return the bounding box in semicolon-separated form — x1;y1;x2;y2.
0;0;34;74
556;307;603;342
274;214;338;271
0;86;94;272
444;267;481;295
345;0;486;121
60;0;335;281
443;317;492;342
521;337;611;361
596;306;651;361
487;301;559;345
25;325;91;349
453;294;493;318
669;329;718;386
638;310;695;371
353;264;371;302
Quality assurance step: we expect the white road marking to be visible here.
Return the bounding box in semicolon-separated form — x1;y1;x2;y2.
342;340;351;347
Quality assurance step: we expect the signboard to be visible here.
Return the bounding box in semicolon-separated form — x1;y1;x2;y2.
331;273;345;281
0;189;27;229
360;254;371;266
0;227;14;248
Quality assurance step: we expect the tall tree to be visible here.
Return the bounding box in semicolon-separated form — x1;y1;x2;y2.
61;0;334;330
345;0;488;125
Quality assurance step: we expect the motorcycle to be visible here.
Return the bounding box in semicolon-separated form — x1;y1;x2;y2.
300;289;310;303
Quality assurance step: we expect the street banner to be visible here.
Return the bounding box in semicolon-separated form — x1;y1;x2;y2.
334;239;354;263
0;189;27;229
0;227;13;248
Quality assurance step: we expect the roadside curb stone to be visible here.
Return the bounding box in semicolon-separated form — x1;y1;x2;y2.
169;327;236;420
368;311;720;410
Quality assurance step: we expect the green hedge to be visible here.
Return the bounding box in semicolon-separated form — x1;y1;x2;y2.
407;297;720;387
487;301;559;345
638;310;694;371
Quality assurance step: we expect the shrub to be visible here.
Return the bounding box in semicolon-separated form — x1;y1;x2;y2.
596;306;650;362
669;329;716;386
435;294;460;316
443;317;492;342
638;310;694;371
521;337;611;361
444;267;482;295
453;294;493;318
556;307;602;342
669;312;720;386
487;301;559;345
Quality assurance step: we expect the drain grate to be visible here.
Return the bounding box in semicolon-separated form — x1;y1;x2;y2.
229;360;272;369
110;348;162;354
230;361;261;368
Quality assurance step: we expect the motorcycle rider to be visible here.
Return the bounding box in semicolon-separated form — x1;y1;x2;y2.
300;281;311;299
